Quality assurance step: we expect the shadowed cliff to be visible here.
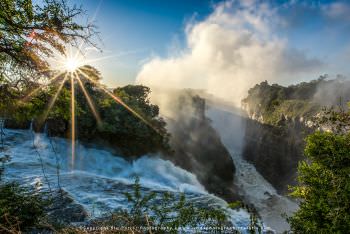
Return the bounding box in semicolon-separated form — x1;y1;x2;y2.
162;93;238;202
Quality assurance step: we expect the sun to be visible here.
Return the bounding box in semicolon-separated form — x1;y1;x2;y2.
28;42;160;168
64;57;81;72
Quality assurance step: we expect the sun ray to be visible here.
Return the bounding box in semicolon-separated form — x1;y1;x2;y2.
22;71;66;102
27;36;166;171
74;72;102;124
76;69;162;134
83;55;119;64
72;39;86;61
71;73;76;167
49;56;70;65
39;72;69;124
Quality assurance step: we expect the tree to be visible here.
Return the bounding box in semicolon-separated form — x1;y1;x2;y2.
0;0;97;121
288;104;350;233
0;0;96;74
0;0;97;119
92;84;170;156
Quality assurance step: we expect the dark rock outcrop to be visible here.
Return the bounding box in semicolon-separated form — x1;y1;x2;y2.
46;190;88;224
242;117;312;193
4;119;31;129
163;94;238;202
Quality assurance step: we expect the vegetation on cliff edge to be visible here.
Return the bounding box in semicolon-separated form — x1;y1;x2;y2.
288;103;350;233
241;76;350;125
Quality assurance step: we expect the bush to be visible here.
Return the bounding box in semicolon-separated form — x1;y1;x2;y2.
288;132;350;233
90;177;232;233
0;182;50;232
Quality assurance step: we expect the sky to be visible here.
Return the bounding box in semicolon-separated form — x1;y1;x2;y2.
69;0;350;102
71;0;222;86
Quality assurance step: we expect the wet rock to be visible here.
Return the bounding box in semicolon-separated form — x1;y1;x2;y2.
4;118;31;129
46;189;88;224
164;94;239;202
242;118;312;194
46;118;68;137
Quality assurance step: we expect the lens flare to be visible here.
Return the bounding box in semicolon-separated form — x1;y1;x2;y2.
65;57;80;72
75;72;102;124
76;69;162;135
71;73;76;167
22;72;65;102
26;40;163;169
40;73;69;123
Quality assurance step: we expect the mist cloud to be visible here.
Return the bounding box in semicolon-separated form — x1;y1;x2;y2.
136;0;323;105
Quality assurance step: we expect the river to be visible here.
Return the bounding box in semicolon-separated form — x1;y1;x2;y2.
0;126;250;231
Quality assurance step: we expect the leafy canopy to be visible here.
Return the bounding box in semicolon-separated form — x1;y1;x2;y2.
288;105;350;233
0;0;96;72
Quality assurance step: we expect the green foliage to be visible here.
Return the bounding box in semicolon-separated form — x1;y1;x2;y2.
94;84;169;155
0;0;96;121
248;212;262;234
0;0;97;132
0;81;19;118
97;177;230;233
268;100;320;125
0;0;168;155
0;0;96;72
0;153;50;232
0;155;10;181
0;79;72;125
228;201;242;209
288;131;350;233
0;182;50;232
315;104;350;134
242;78;327;125
1;65;170;155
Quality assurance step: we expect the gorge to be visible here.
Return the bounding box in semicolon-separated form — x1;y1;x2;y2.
2;77;349;233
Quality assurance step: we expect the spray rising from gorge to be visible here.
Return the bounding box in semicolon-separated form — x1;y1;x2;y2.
1;0;350;232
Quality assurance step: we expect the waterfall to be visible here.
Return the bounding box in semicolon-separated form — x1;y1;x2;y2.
43;122;48;136
0;118;4;148
0;118;4;129
29;119;34;132
1;128;251;229
207;105;298;233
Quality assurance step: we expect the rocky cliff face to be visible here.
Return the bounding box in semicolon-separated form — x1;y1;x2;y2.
242;117;312;193
240;79;326;194
163;93;238;202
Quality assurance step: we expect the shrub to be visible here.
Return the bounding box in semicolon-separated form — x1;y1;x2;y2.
0;182;50;232
288;132;350;233
90;177;232;233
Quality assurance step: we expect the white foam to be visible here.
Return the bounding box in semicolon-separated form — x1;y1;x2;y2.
207;106;299;233
2;128;250;229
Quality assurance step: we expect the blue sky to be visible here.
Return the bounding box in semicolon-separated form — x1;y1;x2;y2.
69;0;350;89
71;0;222;86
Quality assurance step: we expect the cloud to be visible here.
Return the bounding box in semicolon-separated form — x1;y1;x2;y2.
321;1;350;21
136;0;324;105
313;75;350;107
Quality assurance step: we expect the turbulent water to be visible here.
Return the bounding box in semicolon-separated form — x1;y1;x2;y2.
0;127;250;230
207;105;299;233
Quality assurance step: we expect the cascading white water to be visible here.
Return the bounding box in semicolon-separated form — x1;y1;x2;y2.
29;119;34;132
1;127;250;230
43;122;48;135
0;118;5;148
207;105;299;233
